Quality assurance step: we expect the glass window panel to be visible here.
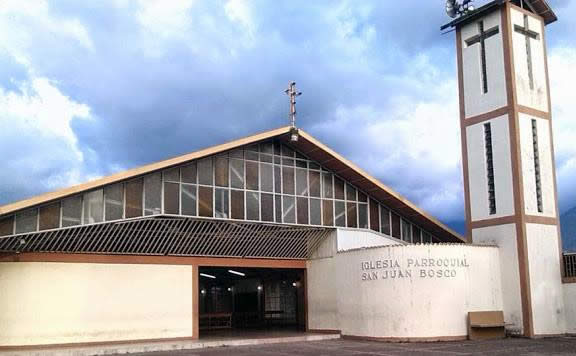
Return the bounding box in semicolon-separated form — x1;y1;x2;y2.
309;171;321;198
346;202;357;228
261;142;274;154
391;213;401;239
198;158;214;185
369;199;380;232
310;199;321;225
322;200;333;226
423;231;432;243
260;163;273;192
245;144;259;161
297;197;309;225
282;196;295;224
334;177;345;200
282;167;295;195
198;186;213;217
39;203;60;230
402;219;411;242
261;193;274;222
346;184;357;201
164;182;180;214
125;179;143;218
274;195;282;223
144;173;162;216
215;188;229;218
260;153;273;163
246;161;259;191
295;160;307;169
164;168;180;183
15;209;38;234
358;203;368;229
282;158;294;166
0;216;14;236
358;191;367;203
322;173;333;198
231;190;245;220
296;169;308;196
309;162;320;170
230;149;243;159
105;184;124;221
181;184;197;216
215;156;229;187
83;190;104;224
181;163;197;184
380;206;391;235
62;196;83;227
412;226;422;244
274;156;281;164
295;151;307;160
334;201;346;227
274;165;282;193
230;159;245;189
281;145;295;157
246;191;260;220
274;141;282;156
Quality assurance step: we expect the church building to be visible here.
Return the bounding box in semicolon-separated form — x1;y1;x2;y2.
1;0;575;349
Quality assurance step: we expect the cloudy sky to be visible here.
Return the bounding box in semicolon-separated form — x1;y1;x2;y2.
0;0;575;234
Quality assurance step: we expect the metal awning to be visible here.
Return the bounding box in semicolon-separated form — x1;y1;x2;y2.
0;217;333;260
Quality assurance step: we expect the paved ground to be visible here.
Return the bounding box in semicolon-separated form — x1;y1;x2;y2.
128;337;576;356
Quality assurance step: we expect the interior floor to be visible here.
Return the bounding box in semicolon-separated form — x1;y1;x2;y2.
198;266;306;338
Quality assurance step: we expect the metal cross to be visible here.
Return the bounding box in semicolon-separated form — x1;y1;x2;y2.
465;21;500;94
285;82;302;128
514;14;540;90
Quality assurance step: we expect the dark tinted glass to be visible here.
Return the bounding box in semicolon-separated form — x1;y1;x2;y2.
198;186;213;217
125;179;143;218
39;203;60;230
261;193;274;222
164;182;180;215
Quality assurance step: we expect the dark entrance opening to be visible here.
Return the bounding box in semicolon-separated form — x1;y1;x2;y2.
198;267;306;338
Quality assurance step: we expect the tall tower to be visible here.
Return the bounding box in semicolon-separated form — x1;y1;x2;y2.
444;0;564;337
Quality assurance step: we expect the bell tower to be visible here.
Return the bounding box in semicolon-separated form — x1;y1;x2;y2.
443;0;565;337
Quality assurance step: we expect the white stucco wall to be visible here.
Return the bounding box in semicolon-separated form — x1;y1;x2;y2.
462;9;507;118
336;228;402;252
0;262;194;346
564;283;576;334
308;244;502;339
510;8;548;113
525;224;565;335
519;115;556;217
472;224;524;333
467;115;515;221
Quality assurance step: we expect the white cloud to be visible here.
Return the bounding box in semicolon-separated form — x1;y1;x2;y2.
549;47;576;212
311;55;463;221
136;0;196;40
0;75;93;199
0;0;94;62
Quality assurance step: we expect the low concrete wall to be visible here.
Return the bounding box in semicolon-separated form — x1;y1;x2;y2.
564;283;576;334
0;262;194;346
308;244;502;340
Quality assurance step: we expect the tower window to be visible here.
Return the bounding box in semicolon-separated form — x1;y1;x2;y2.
484;123;496;215
532;119;543;213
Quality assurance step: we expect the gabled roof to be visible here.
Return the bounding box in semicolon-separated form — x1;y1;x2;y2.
0;126;465;243
441;0;557;31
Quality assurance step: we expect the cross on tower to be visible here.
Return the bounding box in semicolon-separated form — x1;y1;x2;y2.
285;82;302;128
514;14;540;90
465;21;499;94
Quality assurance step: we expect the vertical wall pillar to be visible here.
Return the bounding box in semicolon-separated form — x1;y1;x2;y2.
192;265;199;340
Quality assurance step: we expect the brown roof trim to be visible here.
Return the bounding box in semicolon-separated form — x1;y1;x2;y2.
0;126;465;243
0;126;292;215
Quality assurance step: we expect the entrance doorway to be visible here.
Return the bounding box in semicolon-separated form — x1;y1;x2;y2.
198;267;306;338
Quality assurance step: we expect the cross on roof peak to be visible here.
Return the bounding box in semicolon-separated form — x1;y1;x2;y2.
285;82;302;128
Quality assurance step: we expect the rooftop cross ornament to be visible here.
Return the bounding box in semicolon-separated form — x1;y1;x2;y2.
514;14;540;90
285;82;302;128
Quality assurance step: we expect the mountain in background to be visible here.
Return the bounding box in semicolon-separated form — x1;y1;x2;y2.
561;206;576;253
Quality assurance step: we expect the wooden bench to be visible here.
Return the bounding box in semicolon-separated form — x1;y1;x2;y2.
199;313;232;330
468;311;506;340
